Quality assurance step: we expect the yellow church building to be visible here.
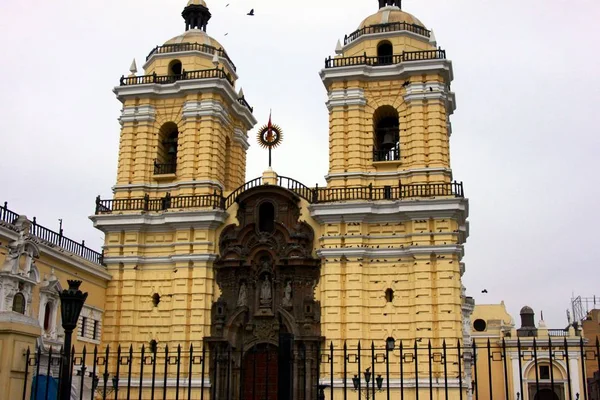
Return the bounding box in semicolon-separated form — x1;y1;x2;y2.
4;1;600;399
86;0;470;398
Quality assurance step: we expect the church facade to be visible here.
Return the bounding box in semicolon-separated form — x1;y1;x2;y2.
90;0;470;398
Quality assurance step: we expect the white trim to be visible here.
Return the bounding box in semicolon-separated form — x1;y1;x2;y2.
404;82;456;115
182;99;231;125
326;88;367;110
320;59;454;88
317;244;464;259
325;167;453;182
308;197;469;224
103;254;218;265
90;209;228;232
113;79;257;130
233;128;250;150
119;105;156;125
112;179;224;194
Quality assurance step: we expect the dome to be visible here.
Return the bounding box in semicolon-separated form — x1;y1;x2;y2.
187;0;207;6
359;7;425;30
520;306;534;315
164;29;224;51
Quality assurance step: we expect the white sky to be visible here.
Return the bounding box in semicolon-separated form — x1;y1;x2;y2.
1;0;599;329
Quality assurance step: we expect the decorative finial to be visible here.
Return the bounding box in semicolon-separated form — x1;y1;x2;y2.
335;39;343;55
256;111;283;168
129;58;138;75
212;52;219;67
429;30;437;46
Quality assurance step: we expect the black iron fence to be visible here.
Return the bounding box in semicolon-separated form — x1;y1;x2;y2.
95;180;465;214
344;21;431;45
21;338;600;400
0;201;104;265
146;42;237;72
325;49;446;69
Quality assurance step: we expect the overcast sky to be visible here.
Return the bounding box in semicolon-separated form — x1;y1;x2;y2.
1;0;599;329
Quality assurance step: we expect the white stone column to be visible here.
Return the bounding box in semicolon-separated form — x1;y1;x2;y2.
569;355;581;399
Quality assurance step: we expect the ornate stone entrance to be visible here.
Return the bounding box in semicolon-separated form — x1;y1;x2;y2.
206;186;322;400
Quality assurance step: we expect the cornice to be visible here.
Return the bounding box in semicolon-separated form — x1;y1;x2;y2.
103;253;218;266
320;59;454;88
119;105;156;125
90;209;228;233
404;82;456;115
308;197;469;224
113;79;257;130
317;244;464;259
326;88;366;111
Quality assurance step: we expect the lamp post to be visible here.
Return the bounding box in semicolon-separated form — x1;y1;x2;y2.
58;280;88;400
352;367;384;400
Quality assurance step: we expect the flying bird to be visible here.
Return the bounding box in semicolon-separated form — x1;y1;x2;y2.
482;289;488;294
247;9;254;16
402;81;410;87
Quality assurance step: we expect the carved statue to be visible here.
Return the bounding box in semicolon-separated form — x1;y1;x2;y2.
260;275;272;307
1;216;36;275
282;280;293;308
237;282;247;307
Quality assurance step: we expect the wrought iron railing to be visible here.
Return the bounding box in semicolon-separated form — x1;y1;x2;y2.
95;180;464;214
120;68;234;87
344;21;431;45
0;201;104;265
324;49;446;69
20;338;600;400
374;143;400;162
153;161;176;175
146;42;237;71
237;96;254;113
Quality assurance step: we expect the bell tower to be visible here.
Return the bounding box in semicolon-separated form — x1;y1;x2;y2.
321;0;453;189
93;0;257;351
314;0;469;356
114;0;256;200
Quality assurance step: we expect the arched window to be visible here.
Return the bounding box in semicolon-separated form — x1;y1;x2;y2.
377;41;393;65
168;60;183;80
43;302;52;331
373;106;400;161
258;202;275;233
12;293;25;314
155;122;179;175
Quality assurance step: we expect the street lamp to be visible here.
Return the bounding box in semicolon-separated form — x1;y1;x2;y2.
352;367;384;399
58;280;88;400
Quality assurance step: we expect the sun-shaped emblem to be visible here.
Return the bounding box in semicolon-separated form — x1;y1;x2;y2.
257;123;283;149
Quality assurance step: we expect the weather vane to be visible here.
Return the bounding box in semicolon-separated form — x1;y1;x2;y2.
256;111;283;167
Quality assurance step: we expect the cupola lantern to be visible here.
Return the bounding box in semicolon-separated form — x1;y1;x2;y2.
378;0;401;8
182;0;212;31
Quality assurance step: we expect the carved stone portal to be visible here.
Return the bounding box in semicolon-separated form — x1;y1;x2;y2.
206;186;322;400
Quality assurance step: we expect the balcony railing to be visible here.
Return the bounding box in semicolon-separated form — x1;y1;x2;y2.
154;161;177;175
119;69;254;113
120;68;234;87
548;329;569;337
146;42;237;71
324;49;446;69
344;21;431;45
0;201;104;265
373;144;400;162
95;180;464;214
